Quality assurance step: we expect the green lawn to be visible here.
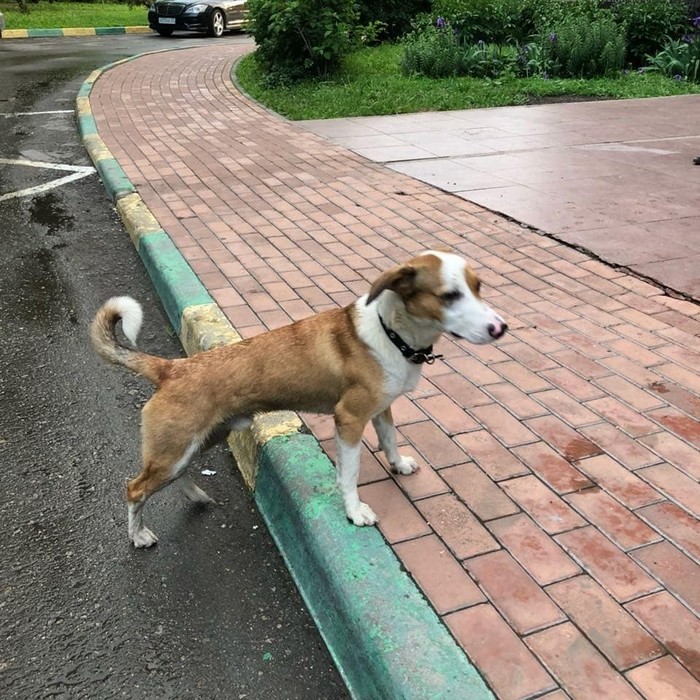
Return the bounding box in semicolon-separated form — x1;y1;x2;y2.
235;44;700;121
0;2;147;29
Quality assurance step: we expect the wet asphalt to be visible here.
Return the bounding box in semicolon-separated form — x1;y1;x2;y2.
0;34;347;699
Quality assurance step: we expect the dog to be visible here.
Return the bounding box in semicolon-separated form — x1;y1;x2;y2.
91;250;507;547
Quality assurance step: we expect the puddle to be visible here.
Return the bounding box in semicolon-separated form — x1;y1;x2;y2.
29;191;74;237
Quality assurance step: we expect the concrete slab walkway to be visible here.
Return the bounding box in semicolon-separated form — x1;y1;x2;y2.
302;96;700;300
88;43;700;699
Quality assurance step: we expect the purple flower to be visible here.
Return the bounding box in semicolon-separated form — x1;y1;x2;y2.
682;33;694;43
542;71;549;80
692;16;700;27
436;16;446;28
673;74;683;81
548;32;557;43
477;39;485;47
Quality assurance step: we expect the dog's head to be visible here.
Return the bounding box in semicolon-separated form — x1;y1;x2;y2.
366;251;507;345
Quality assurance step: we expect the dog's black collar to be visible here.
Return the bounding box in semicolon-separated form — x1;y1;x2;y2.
378;314;443;365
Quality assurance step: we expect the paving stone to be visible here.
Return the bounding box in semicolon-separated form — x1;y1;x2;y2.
416;494;499;560
547;575;663;670
626;592;700;678
626;655;700;700
394;535;486;615
637;464;700;516
575;454;661;509
555;526;660;602
465;550;565;634
441;463;519;521
526;622;642;700
631;540;700;612
564;488;661;551
525;415;603;461
512;442;592;494
445;604;556;700
487;513;581;585
501;475;586;534
636;501;700;561
454;430;530;481
358;480;431;544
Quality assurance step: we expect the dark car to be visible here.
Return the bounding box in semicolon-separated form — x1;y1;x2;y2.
148;0;246;38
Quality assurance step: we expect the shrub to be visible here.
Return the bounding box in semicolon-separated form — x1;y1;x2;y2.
401;19;519;78
610;0;688;65
545;12;627;77
646;16;700;82
356;0;431;39
431;0;532;44
247;0;358;85
401;20;468;77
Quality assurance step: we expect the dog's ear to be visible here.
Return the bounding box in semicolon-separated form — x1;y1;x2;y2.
366;265;417;305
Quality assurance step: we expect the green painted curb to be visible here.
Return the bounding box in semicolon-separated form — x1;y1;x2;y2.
138;232;214;334
27;28;62;38
256;434;494;700
94;157;135;201
95;26;128;35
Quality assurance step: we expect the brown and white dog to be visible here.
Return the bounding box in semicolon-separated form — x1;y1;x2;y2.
91;250;507;547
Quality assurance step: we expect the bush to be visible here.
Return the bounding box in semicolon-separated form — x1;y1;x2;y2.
431;0;530;44
646;16;700;82
610;0;688;65
401;20;467;77
356;0;431;39
247;0;358;85
544;12;627;77
401;20;519;78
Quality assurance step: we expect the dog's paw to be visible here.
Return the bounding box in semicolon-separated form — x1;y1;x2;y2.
346;502;378;527
392;455;419;475
182;482;215;506
131;527;158;548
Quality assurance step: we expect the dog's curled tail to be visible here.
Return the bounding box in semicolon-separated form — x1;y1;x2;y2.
90;296;169;386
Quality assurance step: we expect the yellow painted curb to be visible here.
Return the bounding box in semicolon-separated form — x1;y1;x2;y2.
115;192;162;246
62;27;96;37
228;413;303;489
2;29;29;39
124;26;152;34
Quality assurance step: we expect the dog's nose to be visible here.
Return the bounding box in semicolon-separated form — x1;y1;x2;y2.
488;321;508;339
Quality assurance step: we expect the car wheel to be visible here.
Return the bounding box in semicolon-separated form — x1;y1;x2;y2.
207;9;225;38
156;27;174;36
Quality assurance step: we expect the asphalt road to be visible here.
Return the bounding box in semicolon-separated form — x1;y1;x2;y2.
0;34;347;699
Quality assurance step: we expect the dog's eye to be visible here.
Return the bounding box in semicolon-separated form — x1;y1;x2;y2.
441;290;463;304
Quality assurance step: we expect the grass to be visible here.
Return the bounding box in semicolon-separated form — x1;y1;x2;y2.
0;2;147;29
236;43;700;120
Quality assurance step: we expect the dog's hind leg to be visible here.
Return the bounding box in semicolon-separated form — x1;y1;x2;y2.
126;437;200;548
178;475;215;505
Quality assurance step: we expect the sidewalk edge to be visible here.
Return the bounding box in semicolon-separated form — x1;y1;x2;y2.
1;26;151;39
256;433;494;700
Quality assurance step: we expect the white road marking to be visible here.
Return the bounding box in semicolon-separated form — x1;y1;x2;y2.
0;158;95;202
1;110;74;118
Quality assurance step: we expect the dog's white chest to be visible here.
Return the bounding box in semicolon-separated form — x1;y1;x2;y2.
353;298;425;409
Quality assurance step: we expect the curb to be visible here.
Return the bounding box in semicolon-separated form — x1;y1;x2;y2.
77;51;494;700
1;25;151;39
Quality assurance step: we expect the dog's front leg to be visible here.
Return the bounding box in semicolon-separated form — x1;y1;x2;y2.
372;407;419;475
335;395;377;526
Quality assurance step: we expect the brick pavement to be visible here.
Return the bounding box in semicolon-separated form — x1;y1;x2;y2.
90;44;700;699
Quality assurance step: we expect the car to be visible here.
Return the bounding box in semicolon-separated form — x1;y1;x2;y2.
148;0;246;38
